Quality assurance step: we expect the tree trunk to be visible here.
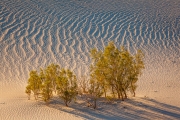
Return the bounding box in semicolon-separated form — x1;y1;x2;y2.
111;86;115;98
103;88;107;98
133;92;135;97
122;88;127;99
117;90;120;99
118;83;124;101
132;90;135;97
115;84;121;99
124;91;127;99
93;98;97;109
120;90;124;101
65;100;68;107
131;82;136;97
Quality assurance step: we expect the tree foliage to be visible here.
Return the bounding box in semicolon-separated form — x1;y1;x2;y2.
90;41;144;101
56;69;78;106
25;71;41;100
25;64;78;106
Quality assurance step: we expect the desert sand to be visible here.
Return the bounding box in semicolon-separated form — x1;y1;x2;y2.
0;0;180;119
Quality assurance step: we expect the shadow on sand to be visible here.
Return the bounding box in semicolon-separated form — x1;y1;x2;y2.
45;96;180;120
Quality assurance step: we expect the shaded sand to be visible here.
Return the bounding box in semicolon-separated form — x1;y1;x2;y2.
1;84;180;120
0;0;180;119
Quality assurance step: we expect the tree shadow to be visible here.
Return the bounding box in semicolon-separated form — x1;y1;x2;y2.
45;96;180;120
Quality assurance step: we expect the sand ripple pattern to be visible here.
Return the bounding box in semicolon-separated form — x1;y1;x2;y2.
0;0;180;88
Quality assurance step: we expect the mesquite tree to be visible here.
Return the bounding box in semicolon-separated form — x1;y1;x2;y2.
56;69;78;107
25;64;78;106
88;79;103;109
25;71;42;100
90;41;144;100
40;68;53;104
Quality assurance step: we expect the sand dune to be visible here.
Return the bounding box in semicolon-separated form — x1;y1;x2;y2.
0;0;180;119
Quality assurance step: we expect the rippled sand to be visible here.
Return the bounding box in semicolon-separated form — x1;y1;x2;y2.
0;0;180;119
